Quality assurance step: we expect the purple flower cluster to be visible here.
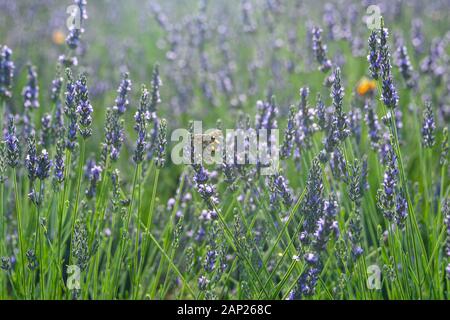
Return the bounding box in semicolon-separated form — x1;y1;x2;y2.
379;20;399;109
76;74;93;139
155;118;167;168
103;73;131;162
4;115;19;168
444;200;450;279
300;158;324;244
22;64;39;109
85;163;102;199
367;30;380;80
396;46;415;89
115;72;132;115
36;149;52;181
280;105;296;159
25;133;38;182
133;86;150;164
0;45;14;99
64;69;78;151
364;99;381;151
311;27;332;72
66;0;88;50
377;147;399;222
422;101;435;148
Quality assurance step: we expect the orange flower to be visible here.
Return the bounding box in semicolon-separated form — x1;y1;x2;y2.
357;78;377;96
52;30;65;45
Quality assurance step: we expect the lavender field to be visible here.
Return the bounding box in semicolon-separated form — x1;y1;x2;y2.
0;0;449;300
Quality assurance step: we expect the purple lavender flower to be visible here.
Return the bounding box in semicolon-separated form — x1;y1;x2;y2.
367;30;380;80
281;105;295;159
204;249;217;273
66;0;88;50
331;68;349;141
395;194;408;227
411;19;424;56
40;113;52;149
295;88;317;149
0;45;15;99
25;133;37;182
86;164;102;199
155;118;167;168
443;199;450;278
300;158;324;244
50;69;63;104
294;263;319;298
149;65;162;116
198;275;209;291
58;55;78;68
364;99;381;150
4;115;19;168
320;117;340;163
36;149;52;181
422;101;435;148
348;157;368;203
313;197;339;251
103;108;122;162
255;97;278;131
312;26;332;72
273;172;293;207
133;85;150;164
64;69;78;151
330;148;348;182
76;74;93;139
349;104;362;144
379;20;399;109
396;46;415;89
115;73;131;115
53;139;65;184
53;98;65;140
22;64;39;109
101;74;131;163
146;65;162;159
377;147;398;221
316;93;327;130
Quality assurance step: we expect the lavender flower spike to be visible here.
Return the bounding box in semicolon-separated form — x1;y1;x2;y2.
36;149;52;181
379;19;399;109
115;72;132;115
5;115;20;168
76;74;93;139
312;27;332;73
443;199;450;279
422;101;435;148
0;45;15;99
86;164;102;199
155;118;167;168
133;85;150;164
396;45;415;88
367;30;380;80
65;68;78;151
22;64;40;109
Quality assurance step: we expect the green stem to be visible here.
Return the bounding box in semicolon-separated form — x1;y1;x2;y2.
35;181;45;300
0;181;5;298
13;169;27;298
132;164;143;298
69;139;86;265
113;164;139;298
55;149;71;298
